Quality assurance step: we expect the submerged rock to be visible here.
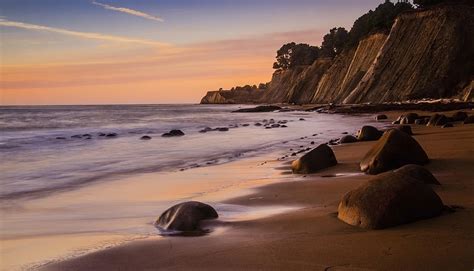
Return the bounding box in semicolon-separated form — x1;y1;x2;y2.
162;130;185;137
394;164;440;185
155;201;218;232
339;135;358;144
337;170;444;229
360;129;429;174
291;144;337;174
357;126;383;141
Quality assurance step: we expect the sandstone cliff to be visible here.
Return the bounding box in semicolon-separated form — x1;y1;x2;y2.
200;87;265;104
200;4;473;105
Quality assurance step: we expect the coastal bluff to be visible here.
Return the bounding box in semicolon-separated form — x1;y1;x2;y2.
200;4;473;105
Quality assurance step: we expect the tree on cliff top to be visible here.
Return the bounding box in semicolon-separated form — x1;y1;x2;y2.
273;43;320;70
320;27;349;58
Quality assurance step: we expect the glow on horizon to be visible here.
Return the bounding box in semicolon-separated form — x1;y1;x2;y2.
0;0;385;105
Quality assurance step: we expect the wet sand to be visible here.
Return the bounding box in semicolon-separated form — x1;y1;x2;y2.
40;112;474;271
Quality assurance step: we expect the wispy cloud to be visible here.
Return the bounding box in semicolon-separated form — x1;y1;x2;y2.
0;18;170;47
92;1;164;22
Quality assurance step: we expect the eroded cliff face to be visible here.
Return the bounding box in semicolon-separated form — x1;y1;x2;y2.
344;5;474;103
200;4;473;105
200;88;265;104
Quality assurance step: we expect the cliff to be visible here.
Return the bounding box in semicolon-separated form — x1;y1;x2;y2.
200;86;265;104
200;4;474;105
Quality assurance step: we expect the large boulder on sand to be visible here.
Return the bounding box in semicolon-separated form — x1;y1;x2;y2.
360;129;429;174
339;135;358;144
155;201;218;232
394;164;440;185
357;126;383;141
400;113;419;124
291;144;337;174
337;170;444;229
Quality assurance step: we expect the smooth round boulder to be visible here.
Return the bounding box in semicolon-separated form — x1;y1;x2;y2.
155;201;218;232
357;126;383;141
291;144;337;174
360;129;429;175
396;125;413;135
162;130;185;137
140;135;152;140
375;114;388;121
339;135;358;144
337;170;444;229
464;115;474;124
451;111;468;122
394;164;440;185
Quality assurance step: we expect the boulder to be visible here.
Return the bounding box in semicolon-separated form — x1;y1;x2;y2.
414;118;427;125
162;130;185;137
357;126;383;141
155;201;218;232
339;135;358;144
451;111;468;122
396;125;413;135
464;115;474;124
400;113;419;124
394;164;440;185
291;144;337;174
337;171;444;229
375;114;388;121
360;129;429;174
106;133;117;137
140;135;152;140
427;114;448;126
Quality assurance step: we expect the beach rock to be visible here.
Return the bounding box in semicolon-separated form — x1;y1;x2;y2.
281;125;288;128
140;135;152;140
56;137;66;140
451;111;468;121
400;113;419;124
414;118;427;125
254;123;262;126
71;135;82;139
291;144;337;174
360;129;429;174
375;114;388;121
242;124;250;127
155;201;218;232
339;135;358;144
394;164;440;185
392;120;400;125
98;133;106;137
216;127;229;132
271;124;281;128
464;115;474;124
442;123;453;128
162;130;185;137
232;105;281;113
396;125;413;135
427;114;448;126
106;133;117;137
199;127;213;133
337;170;444;229
299;118;306;121
356;126;383;141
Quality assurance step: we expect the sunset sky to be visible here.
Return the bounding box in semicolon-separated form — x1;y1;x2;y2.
1;0;384;105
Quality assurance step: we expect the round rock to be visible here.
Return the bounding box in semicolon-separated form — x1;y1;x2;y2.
291;144;337;174
155;201;218;232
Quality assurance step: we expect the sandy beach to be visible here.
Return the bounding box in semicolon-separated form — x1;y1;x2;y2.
38;111;474;271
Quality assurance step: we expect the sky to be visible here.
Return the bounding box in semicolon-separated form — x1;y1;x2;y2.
1;0;385;105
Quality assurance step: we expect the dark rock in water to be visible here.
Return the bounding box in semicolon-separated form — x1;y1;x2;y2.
265;127;272;129
337;170;444;229
357;126;383;141
232;105;281;113
291;152;297;156
155;201;218;232
255;123;262;126
310;141;315;145
106;133;117;137
451;111;468;122
360;129;429;175
199;127;213;133
291;144;337;174
216;127;229;132
414;118;427;125
299;118;305;121
281;125;288;128
400;113;419;124
427;114;448;126
82;134;92;137
442;123;453;128
464;115;474;124
394;164;440;185
271;124;280;128
339;135;358;144
342;132;349;135
140;135;152;140
396;125;413;135
375;114;388;121
98;133;106;137
56;137;66;140
242;124;250;127
162;130;185;137
71;135;82;139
